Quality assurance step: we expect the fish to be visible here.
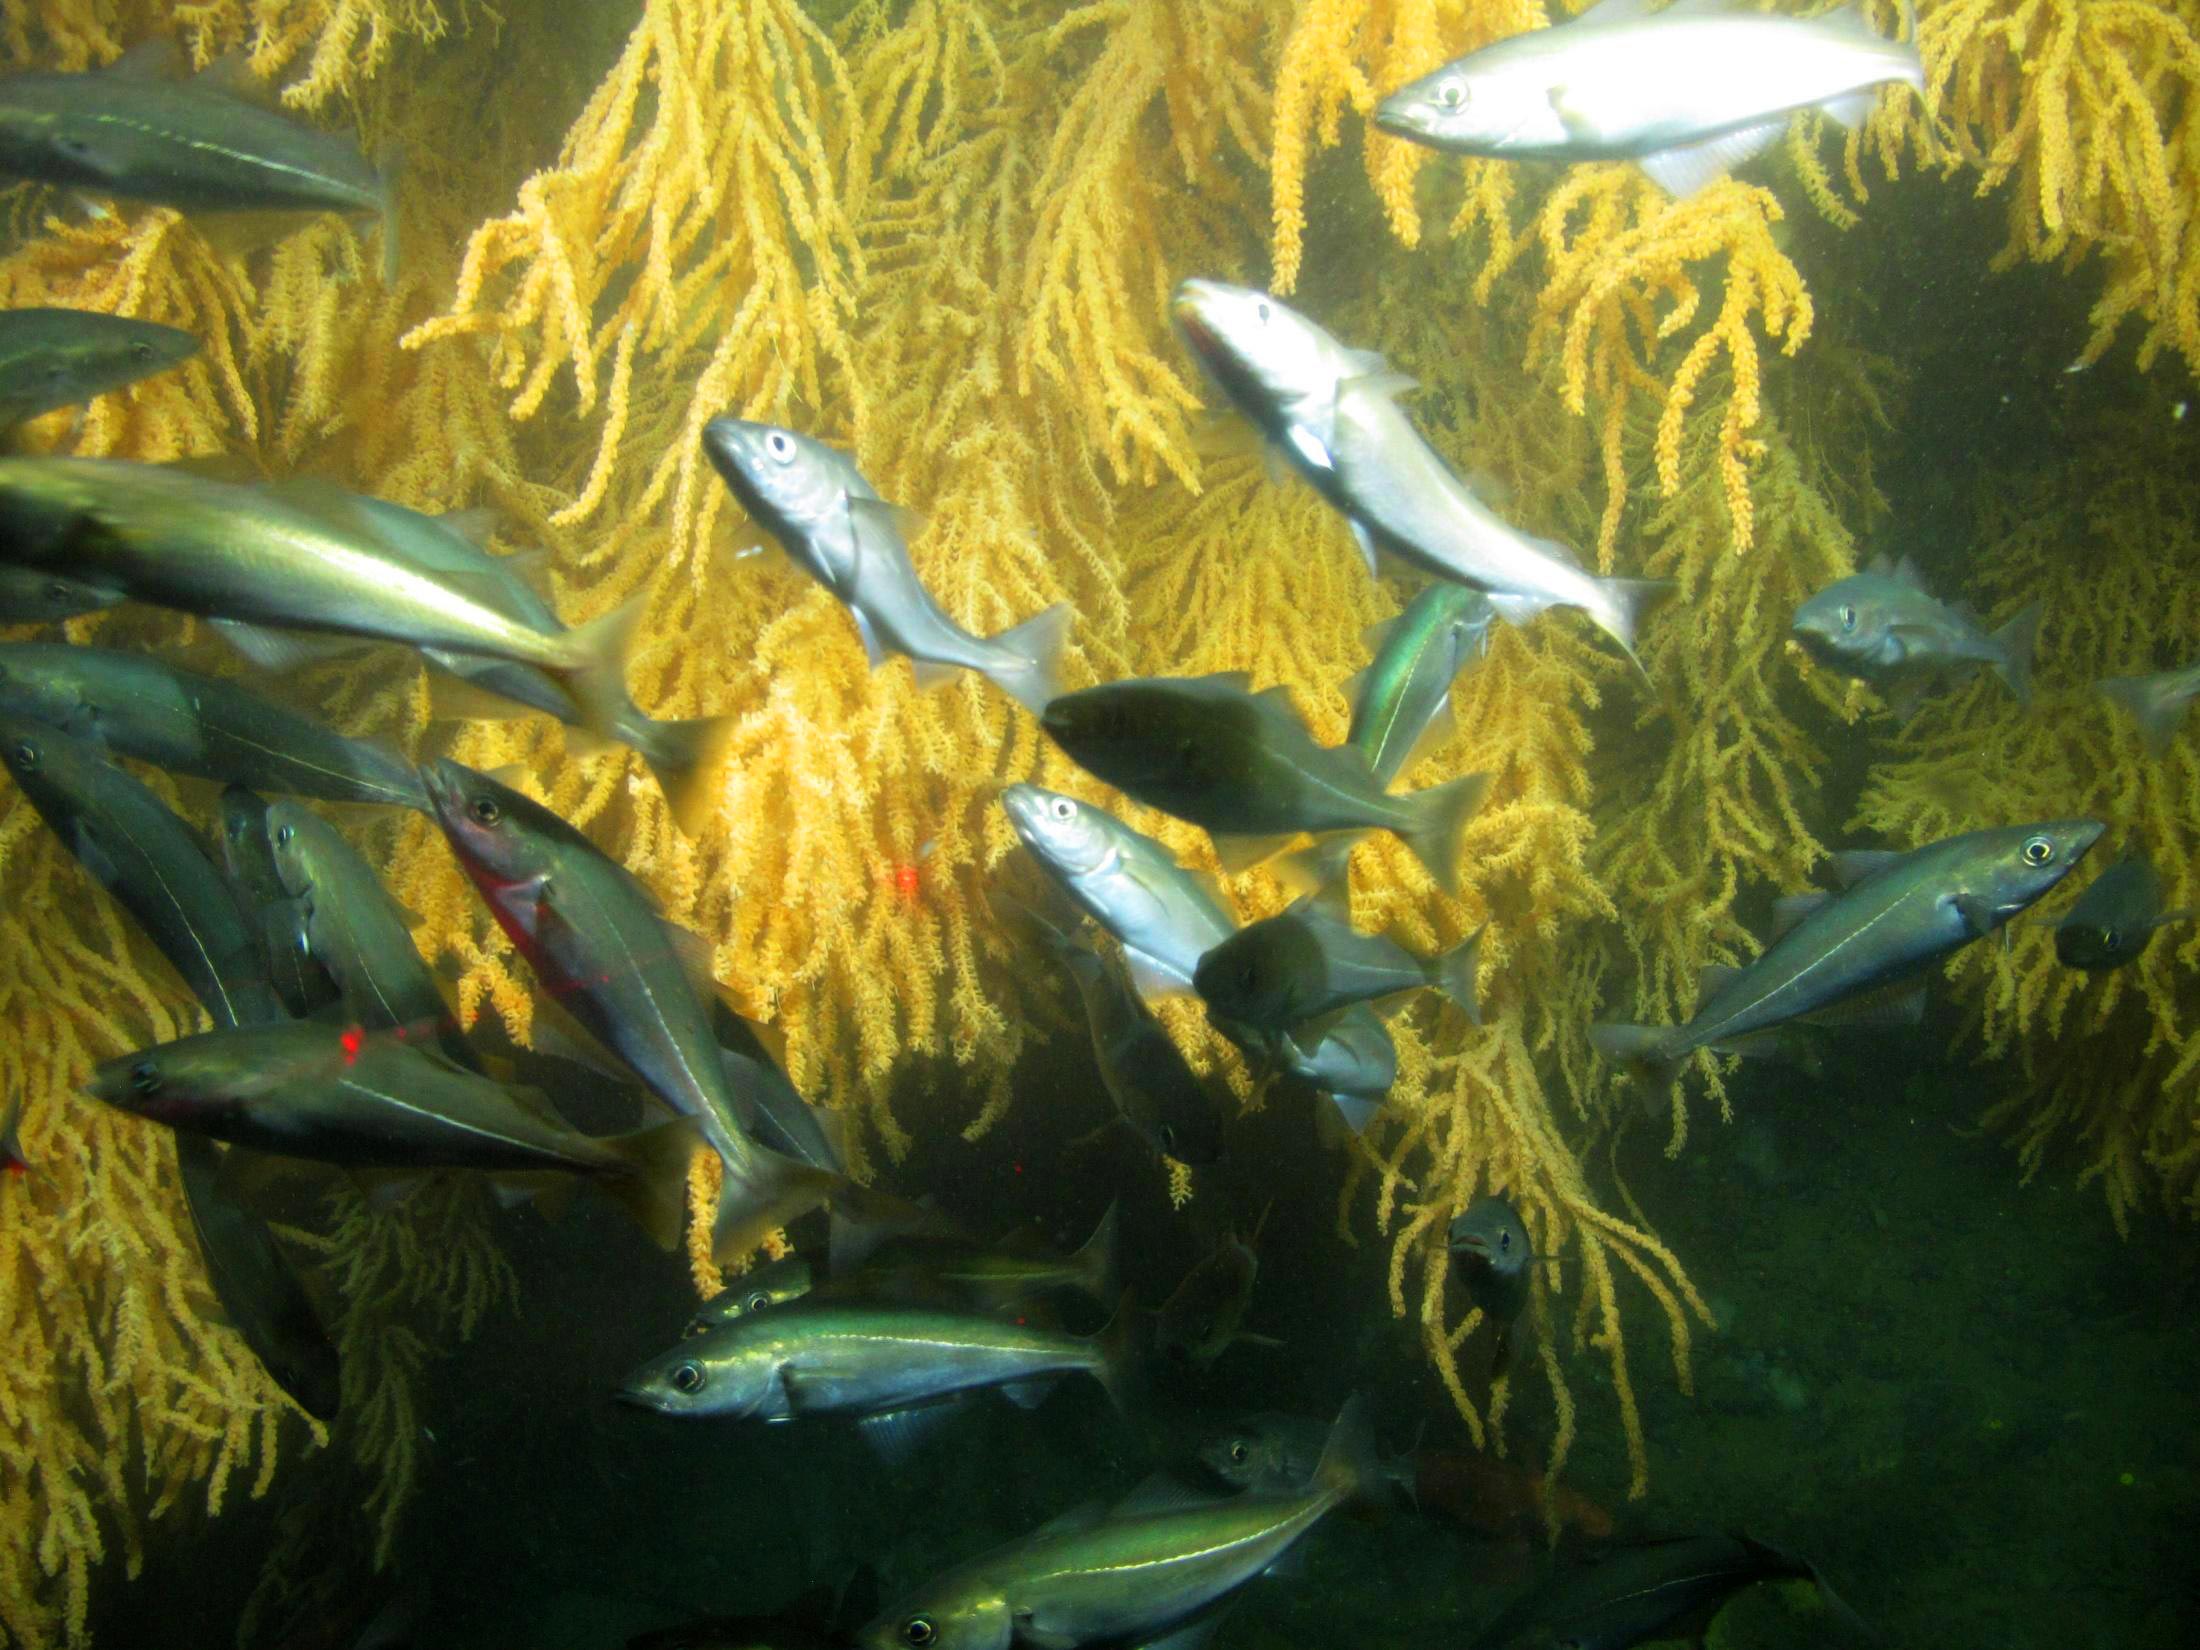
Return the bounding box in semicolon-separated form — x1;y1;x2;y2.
262;800;476;1064
2;1093;29;1178
616;1292;1136;1421
1005;892;1227;1165
0;458;638;737
2053;855;2195;973
855;1396;1380;1650
1590;821;2104;1078
88;1021;700;1252
849;1204;1121;1315
1040;672;1488;890
1467;1530;1873;1650
683;1254;817;1337
0;562;126;625
0;52;398;276
1170;280;1667;667
420;758;841;1261
214;786;344;1019
1156;1209;1277;1368
0;306;197;437
1192;885;1483;1035
1264;1005;1397;1130
351;497;733;834
2098;661;2200;756
1348;584;1493;787
1373;0;1926;199
1197;1411;1418;1508
701;418;1069;716
0;642;429;810
1792;557;2039;715
1449;1195;1532;1374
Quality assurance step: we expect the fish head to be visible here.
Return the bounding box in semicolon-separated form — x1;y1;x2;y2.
1151;1083;1227;1167
1791;573;1915;673
0;709;105;812
0;564;125;626
1197;1420;1293;1492
2053;920;2133;972
42;316;199;410
85;1032;293;1128
1448;1194;1530;1281
1373;58;1562;156
419;759;568;904
1001;784;1119;880
614;1338;780;1419
1956;819;2106;929
858;1588;1014;1650
1191;920;1309;1032
262;800;327;899
701;417;863;586
1170;279;1352;437
682;1255;815;1336
1041;681;1211;796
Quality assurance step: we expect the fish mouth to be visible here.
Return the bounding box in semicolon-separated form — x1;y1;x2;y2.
1370;100;1416;138
610;1385;662;1411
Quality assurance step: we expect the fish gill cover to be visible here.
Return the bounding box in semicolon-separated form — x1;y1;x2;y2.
0;1;2192;1647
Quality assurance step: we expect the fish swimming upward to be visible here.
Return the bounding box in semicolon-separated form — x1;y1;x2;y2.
1374;0;1927;198
702;417;1069;715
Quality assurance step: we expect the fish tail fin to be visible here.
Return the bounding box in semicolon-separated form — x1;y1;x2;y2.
981;603;1073;716
1398;770;1491;895
1069;1197;1120;1306
634;712;739;838
1991;600;2041;705
0;1092;28;1176
1087;1289;1143;1416
1432;924;1485;1026
561;594;649;745
711;1146;841;1267
1587;1022;1682;1088
1591;576;1673;675
1313;1392;1384;1509
2100;673;2194;757
602;1117;706;1253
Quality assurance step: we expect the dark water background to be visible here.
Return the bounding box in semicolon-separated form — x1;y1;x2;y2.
80;129;2200;1650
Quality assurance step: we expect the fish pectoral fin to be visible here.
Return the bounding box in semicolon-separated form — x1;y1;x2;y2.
1952;893;2000;939
211;618;366;674
1820;88;1880;131
1212;833;1301;877
848;605;891;670
997;1377;1057;1410
1283;422;1334;474
1635;117;1788;197
1122;950;1195;1005
1338;368;1419;402
907;656;959;693
854;1401;965;1464
1828;849;1903;887
1546;83;1596;142
1346;516;1379;576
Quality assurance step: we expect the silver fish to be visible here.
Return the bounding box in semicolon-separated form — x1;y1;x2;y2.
1374;0;1925;199
0;306;197;436
2099;661;2200;756
1171;280;1666;666
682;1255;817;1337
1792;556;2038;715
702;419;1069;715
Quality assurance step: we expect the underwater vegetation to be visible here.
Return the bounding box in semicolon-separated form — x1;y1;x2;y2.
0;1;2194;1646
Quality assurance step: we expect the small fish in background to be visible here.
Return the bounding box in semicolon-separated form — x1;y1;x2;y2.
0;44;400;277
2;1093;31;1179
215;787;345;1020
1170;279;1668;669
2054;855;2195;972
1467;1530;1876;1650
845;1203;1120;1316
0;563;126;626
1792;557;2039;716
683;1254;816;1337
0;307;197;440
1042;672;1488;889
1270;1003;1398;1134
1198;1410;1418;1508
2098;660;2200;756
1591;821;2103;1082
854;1396;1381;1650
1348;583;1493;789
701;417;1069;715
1193;885;1483;1037
1156;1209;1280;1368
1449;1195;1532;1375
1374;0;1926;199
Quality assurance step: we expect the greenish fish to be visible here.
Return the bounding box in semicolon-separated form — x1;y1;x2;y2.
1468;1530;1872;1650
1156;1211;1276;1368
1171;280;1667;667
214;785;342;1019
2053;855;2194;973
0;458;638;738
1197;1410;1417;1506
0;306;197;437
421;758;842;1262
683;1255;817;1338
1590;821;2103;1078
1792;556;2038;715
849;1203;1120;1315
1448;1194;1531;1375
262;799;474;1064
0;642;427;810
616;1292;1135;1421
0;58;397;276
1041;672;1489;890
1006;892;1226;1165
0;562;126;625
1349;584;1492;786
88;1021;699;1252
1193;887;1482;1036
702;418;1069;716
2099;660;2200;756
855;1396;1379;1650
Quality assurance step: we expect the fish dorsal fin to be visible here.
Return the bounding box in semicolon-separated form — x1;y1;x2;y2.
192;51;284;110
1343;347;1391;376
1193;669;1256;698
1828;849;1902;887
1111;1472;1229;1519
1888;555;1929;591
1251;682;1313;732
1571;0;1661;22
1656;0;1749;15
1694;962;1744;1006
1360;613;1403;654
847;495;926;546
1035;1499;1110;1538
101;39;189;80
1768;893;1830;938
663;922;721;998
438;506;500;547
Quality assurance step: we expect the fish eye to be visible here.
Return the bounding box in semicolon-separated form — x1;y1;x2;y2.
129;1061;161;1097
1228;1439;1249;1463
130;339;155;363
2022;835;2055;866
1436;79;1465;110
670;1361;705;1395
2102;927;2123;951
902;1618;937;1647
45;362;69;383
1158;1123;1177;1151
273;823;294;847
766;430;795;462
1838;603;1857;633
1497;1229;1511;1250
470;796;502;826
44;580;73;601
11;738;38;771
745;1291;771;1312
1049;797;1074;821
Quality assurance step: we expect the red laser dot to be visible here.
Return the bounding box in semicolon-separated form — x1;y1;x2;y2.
893;862;921;903
339;1026;363;1067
